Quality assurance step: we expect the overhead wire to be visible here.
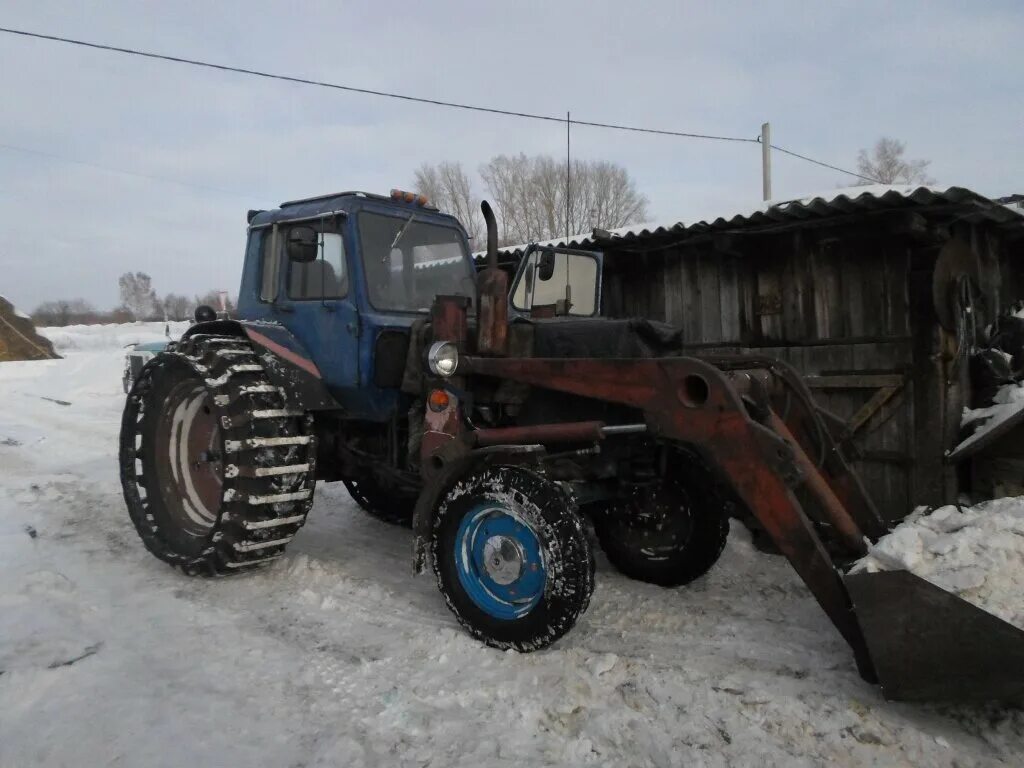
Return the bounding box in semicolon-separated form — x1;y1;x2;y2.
0;25;879;182
767;142;881;184
0;26;752;143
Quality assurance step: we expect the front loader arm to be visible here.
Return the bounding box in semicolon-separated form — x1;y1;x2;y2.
460;354;877;679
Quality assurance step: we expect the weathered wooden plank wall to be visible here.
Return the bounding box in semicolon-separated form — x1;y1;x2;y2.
598;222;1024;521
601;229;921;522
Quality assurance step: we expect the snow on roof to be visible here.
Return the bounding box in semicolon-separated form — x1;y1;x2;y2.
474;185;1024;260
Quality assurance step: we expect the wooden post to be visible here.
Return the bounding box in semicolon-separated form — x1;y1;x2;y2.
908;258;947;507
761;122;772;201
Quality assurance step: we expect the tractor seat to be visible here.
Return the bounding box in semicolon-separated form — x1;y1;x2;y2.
291;260;343;299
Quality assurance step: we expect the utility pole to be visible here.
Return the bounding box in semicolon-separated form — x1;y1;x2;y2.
761;121;772;201
566;111;571;241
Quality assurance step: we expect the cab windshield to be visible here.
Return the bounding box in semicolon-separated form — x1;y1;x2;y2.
358;211;475;312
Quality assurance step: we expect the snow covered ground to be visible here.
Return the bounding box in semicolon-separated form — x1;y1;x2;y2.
1;323;1022;767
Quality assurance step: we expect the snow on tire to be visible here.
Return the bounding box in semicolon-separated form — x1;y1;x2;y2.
119;335;316;575
431;466;595;652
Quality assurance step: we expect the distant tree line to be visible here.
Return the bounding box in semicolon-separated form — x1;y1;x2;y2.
32;271;234;326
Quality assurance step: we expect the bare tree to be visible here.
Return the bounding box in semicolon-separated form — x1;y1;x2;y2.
162;293;193;321
478;154;534;244
119;272;159;321
852;137;934;186
413;162;483;243
32;300;72;326
478;153;649;245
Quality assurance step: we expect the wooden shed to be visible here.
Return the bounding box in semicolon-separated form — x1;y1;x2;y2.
499;186;1024;523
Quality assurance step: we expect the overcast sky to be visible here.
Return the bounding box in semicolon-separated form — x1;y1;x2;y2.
0;1;1021;310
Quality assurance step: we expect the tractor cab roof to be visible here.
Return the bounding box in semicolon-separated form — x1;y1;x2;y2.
247;190;457;230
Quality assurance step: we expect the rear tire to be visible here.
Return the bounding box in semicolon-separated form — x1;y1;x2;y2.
343;476;415;527
432;466;594;652
119;335;317;575
593;467;729;588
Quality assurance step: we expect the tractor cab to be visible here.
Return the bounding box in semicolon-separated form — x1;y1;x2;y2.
236;189;476;419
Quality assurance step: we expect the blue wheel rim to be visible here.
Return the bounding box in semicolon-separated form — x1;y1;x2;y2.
454;503;547;620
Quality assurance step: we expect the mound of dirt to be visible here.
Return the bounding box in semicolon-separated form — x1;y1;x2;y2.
0;295;59;361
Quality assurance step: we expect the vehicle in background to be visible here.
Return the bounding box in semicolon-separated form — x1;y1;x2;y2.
121;307;217;393
122;340;170;393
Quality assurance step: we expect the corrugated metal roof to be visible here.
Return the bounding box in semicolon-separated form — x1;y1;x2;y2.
474;185;1024;260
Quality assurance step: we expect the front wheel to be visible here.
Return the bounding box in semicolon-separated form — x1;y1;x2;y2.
432;466;594;652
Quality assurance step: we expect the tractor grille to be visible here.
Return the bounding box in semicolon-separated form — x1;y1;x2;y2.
373;330;410;388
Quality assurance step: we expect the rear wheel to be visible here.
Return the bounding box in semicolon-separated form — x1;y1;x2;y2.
343;475;415;527
119;336;317;575
432;466;594;651
593;468;729;587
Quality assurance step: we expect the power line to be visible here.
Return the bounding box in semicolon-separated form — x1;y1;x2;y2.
0;140;255;198
0;26;753;144
769;142;881;184
0;25;879;183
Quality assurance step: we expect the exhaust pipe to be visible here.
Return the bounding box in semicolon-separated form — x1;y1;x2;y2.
482;200;498;271
476;200;508;356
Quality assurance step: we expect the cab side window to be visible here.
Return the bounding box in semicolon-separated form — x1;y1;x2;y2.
259;226;282;302
288;232;348;300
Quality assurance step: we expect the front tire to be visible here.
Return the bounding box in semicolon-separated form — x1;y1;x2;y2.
432;466;594;652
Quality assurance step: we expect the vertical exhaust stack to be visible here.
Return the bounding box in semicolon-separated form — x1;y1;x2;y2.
475;201;508;356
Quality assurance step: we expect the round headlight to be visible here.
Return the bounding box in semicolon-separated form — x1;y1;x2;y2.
427;341;459;377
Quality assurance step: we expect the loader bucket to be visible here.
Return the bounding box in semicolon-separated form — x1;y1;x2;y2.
844;570;1024;704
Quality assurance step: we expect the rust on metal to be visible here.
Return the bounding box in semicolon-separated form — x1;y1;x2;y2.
431;295;470;346
459;354;875;676
713;355;888;542
473;420;605;447
420;390;461;472
422;295;471;472
476;267;509;355
476;200;508;356
769;412;868;556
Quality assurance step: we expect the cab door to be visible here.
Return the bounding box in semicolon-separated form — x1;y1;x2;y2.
273;222;360;389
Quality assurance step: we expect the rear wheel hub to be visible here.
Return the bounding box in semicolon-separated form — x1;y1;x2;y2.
153;380;222;538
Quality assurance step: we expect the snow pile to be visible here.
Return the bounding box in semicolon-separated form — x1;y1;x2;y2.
852;498;1024;629
38;321;189;352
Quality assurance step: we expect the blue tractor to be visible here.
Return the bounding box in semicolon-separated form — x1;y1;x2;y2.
119;189;1024;701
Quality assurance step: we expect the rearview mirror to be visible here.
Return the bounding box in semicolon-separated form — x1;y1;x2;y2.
537;250;556;281
286;226;319;263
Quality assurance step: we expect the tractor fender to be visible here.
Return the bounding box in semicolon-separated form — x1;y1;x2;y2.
181;320;340;411
412;452;475;573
